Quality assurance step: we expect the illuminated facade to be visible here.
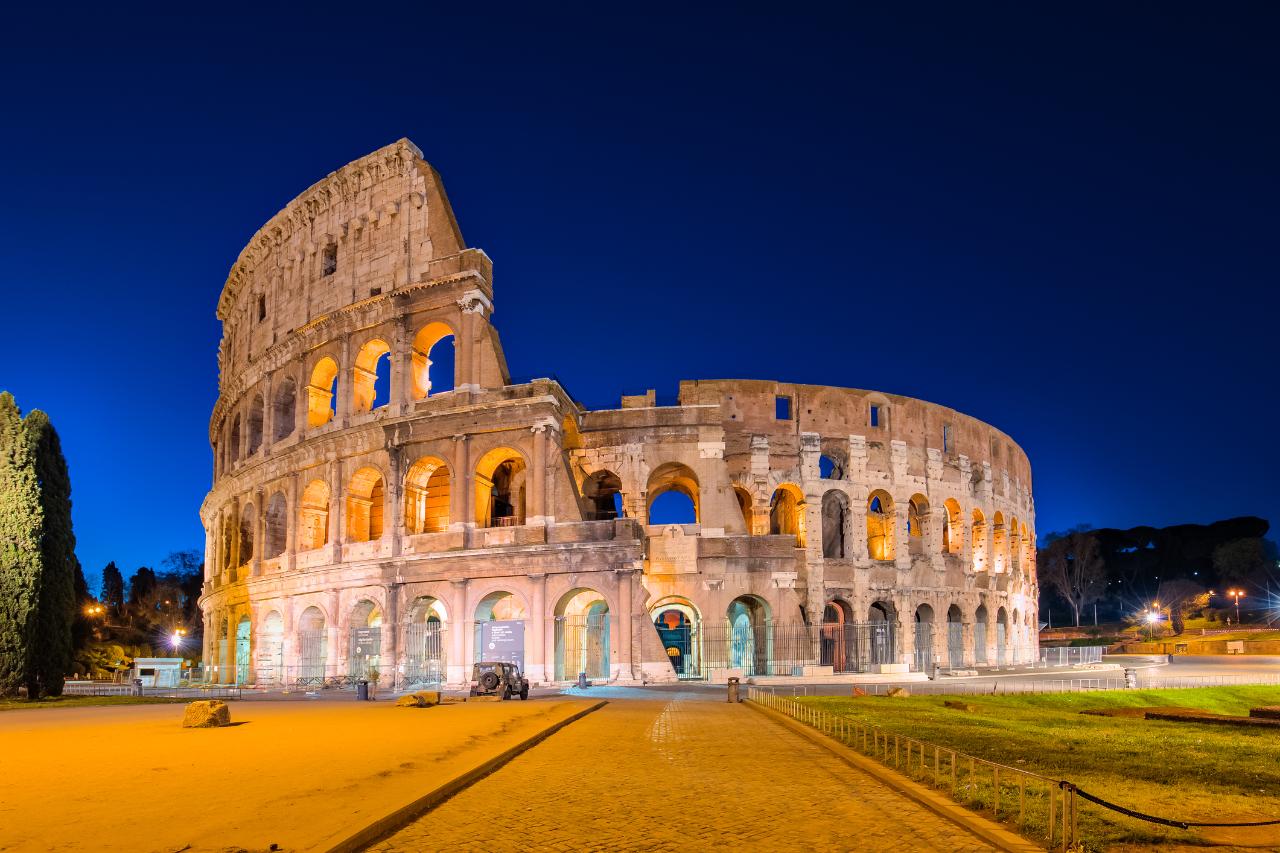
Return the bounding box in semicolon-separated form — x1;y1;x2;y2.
200;139;1038;688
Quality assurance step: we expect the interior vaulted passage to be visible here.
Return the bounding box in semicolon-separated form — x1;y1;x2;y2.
200;139;1038;688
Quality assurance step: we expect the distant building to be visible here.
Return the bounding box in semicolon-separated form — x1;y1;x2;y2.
199;139;1038;689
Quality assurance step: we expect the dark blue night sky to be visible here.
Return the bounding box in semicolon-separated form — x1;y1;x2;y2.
1;3;1276;587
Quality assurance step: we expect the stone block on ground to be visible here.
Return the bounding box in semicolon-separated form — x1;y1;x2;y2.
886;687;910;698
413;690;441;706
395;694;426;708
439;695;467;704
182;700;231;728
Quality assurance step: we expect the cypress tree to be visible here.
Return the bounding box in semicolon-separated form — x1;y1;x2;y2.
27;411;76;697
0;392;42;696
101;561;125;615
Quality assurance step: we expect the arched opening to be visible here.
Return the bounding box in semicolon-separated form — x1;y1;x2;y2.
273;377;297;442
1009;516;1022;572
234;615;251;684
868;601;897;666
733;487;753;533
908;494;929;556
821;490;847;558
974;605;989;665
867;491;895;561
821;599;854;671
1021;522;1032;570
247;394;264;455
581;470;623;521
405;596;448;687
299;479;330;551
346;467;386;542
769;484;805;545
946;604;964;668
260;611;284;684
474;591;527;672
229;414;242;463
819;453;844;480
727;595;770;676
264;492;287;559
993;512;1008;573
219;514;234;571
942;498;963;555
652;599;701;679
647;462;699;525
307;357;339;428
297;606;327;683
913;604;935;673
216;617;230;682
348;600;383;680
554;588;610;681
403;456;451;534
475;448;526;527
996;606;1009;666
238;503;255;565
1011;608;1022;664
971;509;988;572
411;322;456;398
353;339;392;414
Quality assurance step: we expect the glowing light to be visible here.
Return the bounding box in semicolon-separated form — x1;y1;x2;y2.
1145;612;1160;625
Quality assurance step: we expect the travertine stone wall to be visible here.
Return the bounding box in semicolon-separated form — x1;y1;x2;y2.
200;140;1038;688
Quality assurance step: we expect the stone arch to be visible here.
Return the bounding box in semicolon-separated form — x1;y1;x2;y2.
411;321;456;398
238;501;255;564
405;595;448;687
726;594;771;676
908;494;929;556
942;498;963;555
1009;516;1022;572
651;597;701;678
733;486;753;533
996;606;1009;666
299;479;329;550
347;599;383;679
264;491;287;558
246;393;265;455
867;490;895;561
993;511;1008;573
352;338;392;413
972;508;988;572
821;490;848;558
346;466;386;542
404;456;451;534
769;483;805;545
297;605;327;681
229;413;242;463
554;588;611;681
946;604;964;668
234;614;252;684
647;462;699;524
974;603;989;665
819;442;847;480
272;376;297;442
475;446;527;527
306;356;339;427
820;597;854;670
867;600;897;666
474;589;529;673
581;469;623;521
260;610;284;684
913;603;935;672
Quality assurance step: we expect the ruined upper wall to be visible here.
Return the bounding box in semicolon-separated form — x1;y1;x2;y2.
215;139;465;387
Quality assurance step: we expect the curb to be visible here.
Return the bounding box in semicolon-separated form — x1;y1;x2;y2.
323;699;608;853
748;701;1042;853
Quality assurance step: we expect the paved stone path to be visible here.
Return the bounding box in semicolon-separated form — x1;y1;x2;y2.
370;693;995;852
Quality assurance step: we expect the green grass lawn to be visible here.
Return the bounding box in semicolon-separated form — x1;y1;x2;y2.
0;695;186;712
796;687;1280;851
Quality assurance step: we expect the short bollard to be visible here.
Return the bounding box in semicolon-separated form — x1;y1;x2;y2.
727;676;741;703
577;671;588;689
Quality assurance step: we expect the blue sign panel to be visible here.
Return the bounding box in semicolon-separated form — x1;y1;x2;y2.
480;620;525;672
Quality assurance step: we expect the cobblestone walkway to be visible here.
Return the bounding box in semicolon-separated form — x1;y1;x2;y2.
370;693;995;852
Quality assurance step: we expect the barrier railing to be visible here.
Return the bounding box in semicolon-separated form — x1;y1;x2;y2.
749;685;1081;850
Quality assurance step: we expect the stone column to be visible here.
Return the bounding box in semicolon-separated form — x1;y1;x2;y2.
251;487;264;577
527;573;547;683
327;589;342;678
390;315;408;416
286;474;298;571
281;600;296;682
329;458;344;564
261;373;274;459
893;502;911;570
529;424;547;525
337;334;353;427
616;567;635;682
382;584;400;691
898;597;916;671
450;434;471;531
295;363;308;436
449;579;468;686
850;499;868;562
388;445;404;557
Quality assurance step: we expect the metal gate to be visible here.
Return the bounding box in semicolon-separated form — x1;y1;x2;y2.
404;623;446;687
554;614;610;681
298;629;327;683
234;620;251;685
914;620;934;673
653;613;701;679
947;621;964;669
348;626;382;680
975;620;988;664
996;622;1007;666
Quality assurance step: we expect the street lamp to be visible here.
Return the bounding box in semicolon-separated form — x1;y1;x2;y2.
170;628;187;652
1145;609;1161;640
1227;588;1245;624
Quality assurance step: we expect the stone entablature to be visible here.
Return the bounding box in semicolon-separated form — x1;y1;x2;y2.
200;140;1038;690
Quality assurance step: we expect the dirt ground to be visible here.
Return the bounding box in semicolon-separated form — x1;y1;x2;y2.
0;696;595;852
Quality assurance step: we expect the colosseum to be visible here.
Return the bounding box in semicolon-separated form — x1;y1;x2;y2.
199;139;1039;690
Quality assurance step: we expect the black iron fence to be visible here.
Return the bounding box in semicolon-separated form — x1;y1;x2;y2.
659;621;899;678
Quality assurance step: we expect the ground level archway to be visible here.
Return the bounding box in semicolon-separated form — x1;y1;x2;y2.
554;588;610;681
474;590;527;672
652;600;701;679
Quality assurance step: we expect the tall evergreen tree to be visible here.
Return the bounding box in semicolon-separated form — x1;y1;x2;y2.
0;392;42;696
27;411;76;697
101;561;125;614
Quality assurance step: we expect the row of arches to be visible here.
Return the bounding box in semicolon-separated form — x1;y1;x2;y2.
218;323;456;475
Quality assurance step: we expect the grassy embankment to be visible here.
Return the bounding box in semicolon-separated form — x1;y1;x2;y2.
0;695;185;711
797;687;1280;851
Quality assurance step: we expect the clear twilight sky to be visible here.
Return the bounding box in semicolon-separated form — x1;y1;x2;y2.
0;3;1276;588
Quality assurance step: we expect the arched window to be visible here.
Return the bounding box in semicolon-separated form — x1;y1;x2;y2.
246;393;264;455
821;490;847;558
346;467;386;541
352;339;391;413
475;448;526;527
819;454;844;480
582;470;623;521
867;491;894;561
238;502;255;564
971;509;988;571
229;414;242;463
646;463;699;525
942;498;963;555
908;494;929;556
992;512;1007;573
411;322;456;398
769;484;805;545
299;480;329;550
307;357;339;427
272;377;297;442
1009;515;1021;572
733;487;753;533
404;457;451;534
264;492;287;558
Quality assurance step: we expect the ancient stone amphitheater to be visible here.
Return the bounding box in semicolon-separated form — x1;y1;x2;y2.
200;139;1038;689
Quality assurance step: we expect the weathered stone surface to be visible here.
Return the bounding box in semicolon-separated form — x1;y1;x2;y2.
413;691;441;706
182;700;231;728
395;694;425;708
886;687;910;698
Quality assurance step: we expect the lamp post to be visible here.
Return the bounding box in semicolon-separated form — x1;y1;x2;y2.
1228;588;1245;625
1145;608;1161;641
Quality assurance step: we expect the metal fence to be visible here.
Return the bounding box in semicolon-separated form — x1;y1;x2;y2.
768;672;1280;697
62;682;242;700
1038;646;1105;667
682;621;899;678
403;623;447;688
749;687;1079;850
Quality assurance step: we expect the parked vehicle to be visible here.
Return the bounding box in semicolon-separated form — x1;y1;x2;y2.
469;661;530;700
